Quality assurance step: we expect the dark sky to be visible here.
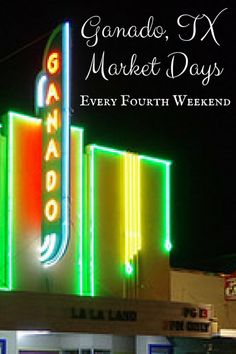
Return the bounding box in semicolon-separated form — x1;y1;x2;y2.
0;1;235;272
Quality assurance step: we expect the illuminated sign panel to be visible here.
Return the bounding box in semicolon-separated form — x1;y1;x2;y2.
36;23;71;267
86;145;171;299
70;126;84;295
4;112;42;291
0;112;83;293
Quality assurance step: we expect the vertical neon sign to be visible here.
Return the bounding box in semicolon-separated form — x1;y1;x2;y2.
36;23;71;267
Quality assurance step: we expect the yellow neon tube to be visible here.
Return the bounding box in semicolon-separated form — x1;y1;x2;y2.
124;153;141;275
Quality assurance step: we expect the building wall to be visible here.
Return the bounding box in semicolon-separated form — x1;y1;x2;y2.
171;269;236;329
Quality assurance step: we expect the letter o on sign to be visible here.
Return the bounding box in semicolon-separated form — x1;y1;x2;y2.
45;199;60;222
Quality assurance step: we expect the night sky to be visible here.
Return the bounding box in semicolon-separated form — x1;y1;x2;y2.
0;1;235;272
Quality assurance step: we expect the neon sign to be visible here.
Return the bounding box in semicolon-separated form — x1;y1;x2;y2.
36;22;71;267
86;145;172;297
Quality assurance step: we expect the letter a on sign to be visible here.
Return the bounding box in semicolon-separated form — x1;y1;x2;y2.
35;22;71;267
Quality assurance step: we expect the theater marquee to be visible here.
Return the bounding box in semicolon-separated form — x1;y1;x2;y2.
0;292;213;338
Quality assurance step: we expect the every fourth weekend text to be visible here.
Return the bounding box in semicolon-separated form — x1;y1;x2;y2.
80;94;231;107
